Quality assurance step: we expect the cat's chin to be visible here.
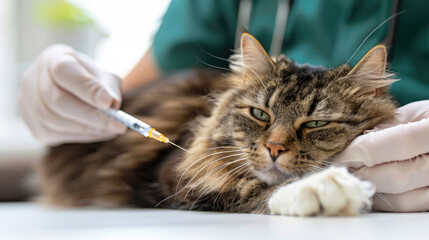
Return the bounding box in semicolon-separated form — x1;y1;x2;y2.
253;165;293;186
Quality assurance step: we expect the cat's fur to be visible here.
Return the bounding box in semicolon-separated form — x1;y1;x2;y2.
39;34;397;216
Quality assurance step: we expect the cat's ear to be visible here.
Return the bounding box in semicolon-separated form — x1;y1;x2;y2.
230;33;275;79
347;45;396;97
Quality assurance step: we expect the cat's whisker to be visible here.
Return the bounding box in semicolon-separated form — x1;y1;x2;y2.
306;164;324;174
204;161;250;193
246;67;269;94
330;11;405;84
232;64;267;94
155;150;245;208
175;149;245;193
192;161;249;205
317;160;331;166
189;165;248;211
202;148;247;155
319;159;341;167
202;168;248;209
179;151;245;189
300;167;310;176
184;156;249;199
326;72;389;93
375;192;397;212
214;165;250;203
316;163;335;171
176;152;246;199
234;70;260;93
205;146;246;151
212;165;252;210
199;146;246;155
196;55;258;93
184;152;246;183
307;163;324;170
217;163;250;194
198;45;232;63
202;161;249;190
186;156;248;197
227;167;253;203
188;136;214;141
195;56;233;73
190;162;250;211
335;72;383;81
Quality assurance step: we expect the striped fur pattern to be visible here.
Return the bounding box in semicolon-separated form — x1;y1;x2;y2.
39;34;397;214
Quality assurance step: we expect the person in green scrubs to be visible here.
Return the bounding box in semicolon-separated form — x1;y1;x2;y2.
153;0;429;105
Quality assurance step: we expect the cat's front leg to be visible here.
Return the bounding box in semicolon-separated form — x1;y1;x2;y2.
268;167;375;216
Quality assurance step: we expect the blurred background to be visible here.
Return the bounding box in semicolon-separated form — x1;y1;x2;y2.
0;0;170;201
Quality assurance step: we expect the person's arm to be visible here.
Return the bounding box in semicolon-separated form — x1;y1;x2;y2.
122;47;162;92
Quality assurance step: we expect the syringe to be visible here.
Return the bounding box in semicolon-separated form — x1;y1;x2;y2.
101;109;188;152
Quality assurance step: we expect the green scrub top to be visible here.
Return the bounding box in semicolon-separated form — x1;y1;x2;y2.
153;0;429;106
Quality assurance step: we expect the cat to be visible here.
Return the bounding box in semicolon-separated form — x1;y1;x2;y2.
38;33;397;216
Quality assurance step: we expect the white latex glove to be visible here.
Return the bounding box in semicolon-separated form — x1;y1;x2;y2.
334;100;429;212
20;44;127;145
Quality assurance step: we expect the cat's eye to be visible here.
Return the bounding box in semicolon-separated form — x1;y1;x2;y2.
251;108;270;122
304;120;329;128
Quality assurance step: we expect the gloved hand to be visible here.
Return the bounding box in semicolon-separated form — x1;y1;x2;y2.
20;44;127;145
334;100;429;212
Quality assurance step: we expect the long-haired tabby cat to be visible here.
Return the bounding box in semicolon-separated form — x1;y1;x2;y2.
39;33;397;216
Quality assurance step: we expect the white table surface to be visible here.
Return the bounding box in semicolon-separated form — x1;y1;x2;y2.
1;202;428;240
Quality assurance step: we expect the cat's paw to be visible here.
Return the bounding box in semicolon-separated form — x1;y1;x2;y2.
268;167;375;216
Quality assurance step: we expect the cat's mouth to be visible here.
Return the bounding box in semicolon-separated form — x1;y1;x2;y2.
253;165;294;185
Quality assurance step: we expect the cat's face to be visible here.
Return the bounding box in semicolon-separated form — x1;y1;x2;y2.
205;34;397;185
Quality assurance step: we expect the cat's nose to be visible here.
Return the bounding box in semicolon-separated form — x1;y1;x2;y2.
265;143;287;161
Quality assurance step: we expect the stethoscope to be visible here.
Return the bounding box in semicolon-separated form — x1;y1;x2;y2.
235;0;401;61
234;0;290;57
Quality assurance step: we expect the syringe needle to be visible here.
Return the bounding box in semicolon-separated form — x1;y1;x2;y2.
168;141;189;153
101;109;189;152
